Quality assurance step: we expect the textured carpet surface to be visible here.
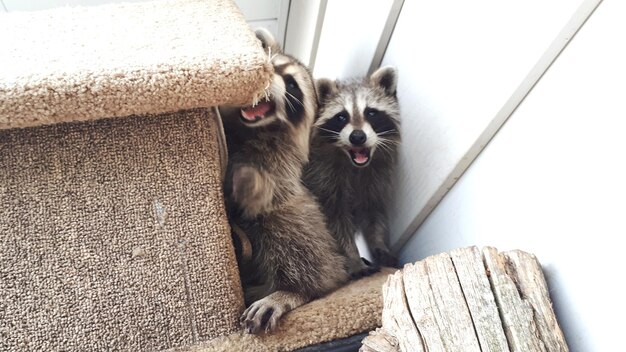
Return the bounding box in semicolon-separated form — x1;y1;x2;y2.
179;268;395;352
0;109;243;351
0;0;272;130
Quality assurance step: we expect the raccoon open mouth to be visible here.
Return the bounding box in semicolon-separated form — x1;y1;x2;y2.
240;100;276;124
348;147;371;167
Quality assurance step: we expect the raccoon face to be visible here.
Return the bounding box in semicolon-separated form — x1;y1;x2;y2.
236;28;317;133
314;67;400;167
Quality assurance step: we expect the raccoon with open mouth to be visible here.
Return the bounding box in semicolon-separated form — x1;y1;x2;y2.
220;28;349;334
303;67;401;278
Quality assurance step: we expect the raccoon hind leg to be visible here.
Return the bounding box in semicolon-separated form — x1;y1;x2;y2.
362;215;398;268
264;192;350;294
326;214;378;278
241;191;349;334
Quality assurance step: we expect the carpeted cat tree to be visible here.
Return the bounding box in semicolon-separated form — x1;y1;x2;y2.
0;1;388;351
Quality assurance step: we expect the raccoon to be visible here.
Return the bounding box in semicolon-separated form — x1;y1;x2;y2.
303;67;401;277
220;28;349;334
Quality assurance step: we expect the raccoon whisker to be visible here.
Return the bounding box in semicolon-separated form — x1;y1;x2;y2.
285;91;304;108
317;127;340;135
376;142;394;152
382;148;395;158
376;146;390;156
376;129;398;136
377;135;399;141
376;143;396;158
284;96;297;112
376;137;400;146
375;140;399;156
378;141;399;148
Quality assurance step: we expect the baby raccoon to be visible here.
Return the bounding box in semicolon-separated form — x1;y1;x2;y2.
303;67;401;277
220;28;349;334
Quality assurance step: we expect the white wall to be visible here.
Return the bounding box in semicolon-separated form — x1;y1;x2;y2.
312;0;394;79
380;0;589;250
283;0;322;66
399;0;626;350
237;0;290;47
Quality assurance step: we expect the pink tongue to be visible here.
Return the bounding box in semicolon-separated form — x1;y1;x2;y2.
354;150;369;164
241;102;272;121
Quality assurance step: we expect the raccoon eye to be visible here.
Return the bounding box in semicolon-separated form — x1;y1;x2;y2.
284;75;299;91
365;108;379;118
334;113;348;123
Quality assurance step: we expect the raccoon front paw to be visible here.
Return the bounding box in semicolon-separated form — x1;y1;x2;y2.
349;257;380;279
232;166;260;204
373;248;399;268
232;165;274;217
241;296;288;334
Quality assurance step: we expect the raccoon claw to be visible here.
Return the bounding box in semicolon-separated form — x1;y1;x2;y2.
241;297;286;334
349;258;381;279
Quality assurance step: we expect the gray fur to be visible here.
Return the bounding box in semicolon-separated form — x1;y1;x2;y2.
304;67;401;277
220;28;349;334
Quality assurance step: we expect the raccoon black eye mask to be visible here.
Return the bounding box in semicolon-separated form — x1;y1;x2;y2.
318;111;372;166
318;107;398;167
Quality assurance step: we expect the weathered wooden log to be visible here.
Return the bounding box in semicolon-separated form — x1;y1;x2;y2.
360;246;567;352
381;271;424;352
450;247;509;352
360;328;399;352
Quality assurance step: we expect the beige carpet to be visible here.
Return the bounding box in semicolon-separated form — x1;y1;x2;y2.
0;109;243;351
179;268;395;352
0;0;272;130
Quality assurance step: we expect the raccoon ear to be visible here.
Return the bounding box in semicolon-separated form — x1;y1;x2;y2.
315;78;338;105
254;28;281;55
370;66;398;96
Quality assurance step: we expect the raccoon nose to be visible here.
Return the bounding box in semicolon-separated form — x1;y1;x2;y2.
349;130;367;145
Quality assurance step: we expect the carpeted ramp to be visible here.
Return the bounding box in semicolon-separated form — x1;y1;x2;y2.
0;109;240;351
0;0;271;350
179;268;395;352
0;0;272;129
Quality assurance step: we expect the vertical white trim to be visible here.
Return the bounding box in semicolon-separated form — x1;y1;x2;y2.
368;0;404;75
392;0;604;252
276;0;290;47
308;0;327;72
